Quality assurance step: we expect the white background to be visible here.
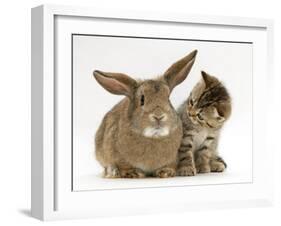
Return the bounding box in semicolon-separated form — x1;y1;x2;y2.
72;35;253;190
0;0;280;226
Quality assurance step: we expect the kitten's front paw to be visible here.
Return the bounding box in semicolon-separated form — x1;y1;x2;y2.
177;166;196;176
210;161;226;172
196;165;211;174
120;168;145;178
155;167;176;178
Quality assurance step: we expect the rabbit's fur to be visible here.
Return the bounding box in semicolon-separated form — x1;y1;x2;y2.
93;50;197;178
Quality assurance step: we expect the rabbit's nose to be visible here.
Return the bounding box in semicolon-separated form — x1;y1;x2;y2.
149;113;167;122
154;115;164;121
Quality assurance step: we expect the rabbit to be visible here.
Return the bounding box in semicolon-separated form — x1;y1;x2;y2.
93;50;197;178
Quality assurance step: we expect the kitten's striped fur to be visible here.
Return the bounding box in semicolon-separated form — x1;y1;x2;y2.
177;71;231;176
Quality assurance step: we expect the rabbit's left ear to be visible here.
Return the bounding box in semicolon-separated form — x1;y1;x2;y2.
163;50;197;91
93;70;137;97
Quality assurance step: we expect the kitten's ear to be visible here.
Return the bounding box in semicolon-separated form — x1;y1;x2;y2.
93;70;137;98
217;116;225;123
201;71;214;87
163;50;197;91
215;102;231;122
214;108;225;122
201;71;221;88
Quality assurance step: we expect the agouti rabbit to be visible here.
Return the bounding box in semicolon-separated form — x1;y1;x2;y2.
93;50;197;178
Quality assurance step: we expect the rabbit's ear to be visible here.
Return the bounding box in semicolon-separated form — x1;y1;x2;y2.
163;50;197;91
93;70;137;97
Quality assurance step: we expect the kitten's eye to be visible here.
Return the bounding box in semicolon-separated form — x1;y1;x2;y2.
197;113;204;120
189;99;194;106
140;95;145;106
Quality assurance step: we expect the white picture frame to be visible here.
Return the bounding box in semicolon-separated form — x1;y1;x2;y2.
31;4;274;221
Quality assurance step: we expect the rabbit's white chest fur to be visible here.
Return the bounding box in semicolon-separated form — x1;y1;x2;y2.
143;126;170;138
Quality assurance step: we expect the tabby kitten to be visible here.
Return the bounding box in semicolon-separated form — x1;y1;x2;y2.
177;71;231;176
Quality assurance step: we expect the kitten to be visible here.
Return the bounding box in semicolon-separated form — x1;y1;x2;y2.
177;71;231;176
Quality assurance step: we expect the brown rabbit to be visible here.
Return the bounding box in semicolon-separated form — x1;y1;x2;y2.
93;50;197;178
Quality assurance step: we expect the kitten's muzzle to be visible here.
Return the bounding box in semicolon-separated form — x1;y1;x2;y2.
188;111;199;124
188;108;197;117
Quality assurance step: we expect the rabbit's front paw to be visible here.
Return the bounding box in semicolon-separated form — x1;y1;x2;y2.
177;165;196;176
155;167;176;178
104;166;120;178
120;168;145;178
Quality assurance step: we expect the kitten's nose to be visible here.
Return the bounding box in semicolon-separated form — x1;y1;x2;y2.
188;112;194;117
188;109;197;117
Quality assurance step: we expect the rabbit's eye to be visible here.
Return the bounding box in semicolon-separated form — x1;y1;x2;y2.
140;95;145;106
